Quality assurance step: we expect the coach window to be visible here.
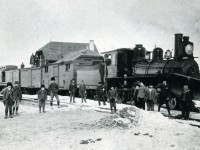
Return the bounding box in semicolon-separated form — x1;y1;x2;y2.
45;66;48;73
111;53;116;65
66;64;70;71
2;71;5;82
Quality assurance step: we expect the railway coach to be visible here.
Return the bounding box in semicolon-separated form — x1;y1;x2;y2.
0;40;103;96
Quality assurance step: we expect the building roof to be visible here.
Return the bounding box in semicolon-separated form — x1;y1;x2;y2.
35;41;98;61
0;65;18;71
55;49;102;63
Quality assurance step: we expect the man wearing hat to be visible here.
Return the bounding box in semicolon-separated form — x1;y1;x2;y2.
157;81;171;115
181;85;193;120
145;85;157;111
3;82;14;119
96;82;106;106
48;77;60;108
12;81;22;115
69;79;77;103
107;85;117;113
38;84;47;113
79;80;87;103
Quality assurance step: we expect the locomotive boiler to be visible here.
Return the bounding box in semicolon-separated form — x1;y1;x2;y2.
103;33;200;109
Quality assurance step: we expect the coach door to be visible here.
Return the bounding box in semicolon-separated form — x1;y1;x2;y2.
53;65;59;84
117;52;124;77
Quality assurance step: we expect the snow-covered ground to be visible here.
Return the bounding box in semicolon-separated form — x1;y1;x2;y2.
0;95;200;150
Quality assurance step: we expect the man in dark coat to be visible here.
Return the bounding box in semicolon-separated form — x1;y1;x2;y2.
48;77;60;109
131;85;139;107
181;85;193;120
79;80;87;103
69;79;77;103
107;85;117;113
12;81;22;115
3;82;14;119
157;81;171;115
38;84;47;113
96;82;106;106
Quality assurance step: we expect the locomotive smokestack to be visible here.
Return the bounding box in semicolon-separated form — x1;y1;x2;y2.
174;33;183;60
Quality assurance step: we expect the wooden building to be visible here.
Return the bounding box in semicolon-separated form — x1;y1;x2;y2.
34;40;98;67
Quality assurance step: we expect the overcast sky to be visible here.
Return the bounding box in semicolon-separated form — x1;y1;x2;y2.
0;0;200;67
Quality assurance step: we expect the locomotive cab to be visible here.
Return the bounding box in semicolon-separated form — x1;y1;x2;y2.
102;48;134;79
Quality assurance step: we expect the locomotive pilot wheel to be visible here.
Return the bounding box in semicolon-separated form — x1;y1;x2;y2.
168;98;177;110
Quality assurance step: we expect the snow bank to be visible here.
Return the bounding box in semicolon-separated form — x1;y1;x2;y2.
94;107;140;129
194;100;200;108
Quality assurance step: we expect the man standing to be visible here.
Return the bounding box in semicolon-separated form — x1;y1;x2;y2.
79;80;87;103
181;85;193;120
48;77;60;109
69;79;77;103
38;84;47;113
3;82;14;119
96;82;106;106
131;85;139;107
12;81;22;115
145;85;157;111
157;81;171;115
137;82;146;110
107;85;117;114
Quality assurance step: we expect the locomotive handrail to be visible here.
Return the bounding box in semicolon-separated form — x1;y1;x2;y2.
173;73;200;81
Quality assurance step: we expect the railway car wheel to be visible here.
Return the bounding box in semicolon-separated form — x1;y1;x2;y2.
169;98;177;110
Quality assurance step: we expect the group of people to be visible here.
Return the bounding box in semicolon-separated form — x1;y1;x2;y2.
41;77;87;111
2;81;22;119
131;81;171;115
96;82;117;114
1;77;193;120
1;77;87;119
131;80;193;120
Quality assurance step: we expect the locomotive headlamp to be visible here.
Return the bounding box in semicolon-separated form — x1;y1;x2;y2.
185;44;193;55
164;50;172;59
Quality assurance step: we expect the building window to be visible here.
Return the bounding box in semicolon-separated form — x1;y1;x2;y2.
85;58;92;61
66;64;70;71
45;66;48;73
92;60;102;65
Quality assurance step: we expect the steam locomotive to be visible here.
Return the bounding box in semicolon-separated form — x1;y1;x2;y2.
102;33;200;109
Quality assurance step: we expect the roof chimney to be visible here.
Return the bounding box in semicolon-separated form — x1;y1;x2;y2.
89;40;95;51
21;62;25;69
